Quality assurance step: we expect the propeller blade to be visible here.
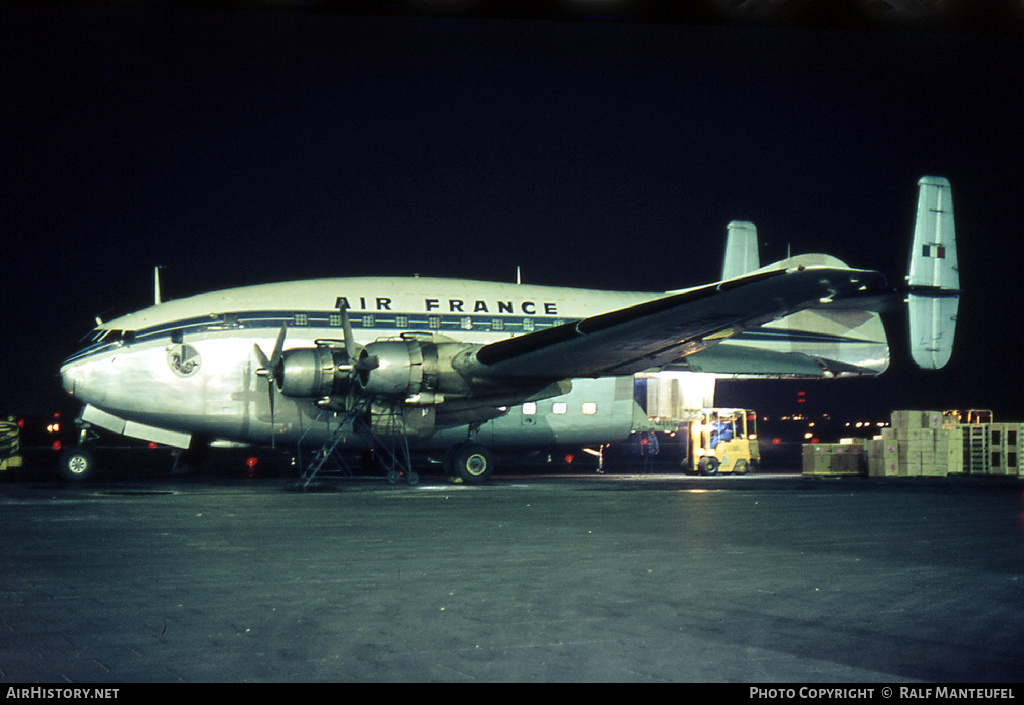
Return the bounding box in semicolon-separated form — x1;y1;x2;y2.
340;302;358;366
253;343;271;373
269;322;287;370
268;378;276;427
253;322;288;448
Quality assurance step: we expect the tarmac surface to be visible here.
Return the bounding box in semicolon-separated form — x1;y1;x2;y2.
1;470;1023;683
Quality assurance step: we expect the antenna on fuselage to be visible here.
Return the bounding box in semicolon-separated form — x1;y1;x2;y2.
153;266;163;305
516;266;522;285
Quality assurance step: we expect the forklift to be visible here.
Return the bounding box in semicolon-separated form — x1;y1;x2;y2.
1;416;22;480
683;408;759;475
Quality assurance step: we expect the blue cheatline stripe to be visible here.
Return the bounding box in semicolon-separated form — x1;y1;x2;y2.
63;312;879;366
62;310;572;365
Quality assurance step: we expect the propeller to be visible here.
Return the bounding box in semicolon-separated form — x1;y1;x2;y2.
251;307;381;442
338;302;379;389
253;322;288;445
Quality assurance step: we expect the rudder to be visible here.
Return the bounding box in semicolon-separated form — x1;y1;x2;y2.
907;176;959;369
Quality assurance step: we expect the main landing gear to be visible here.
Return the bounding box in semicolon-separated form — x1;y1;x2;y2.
444;442;495;485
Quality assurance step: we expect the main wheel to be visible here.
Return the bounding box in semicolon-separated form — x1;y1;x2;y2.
698;456;719;476
448;443;494;485
60;448;96;482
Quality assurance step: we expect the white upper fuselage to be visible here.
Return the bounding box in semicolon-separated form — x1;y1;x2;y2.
83;275;659;345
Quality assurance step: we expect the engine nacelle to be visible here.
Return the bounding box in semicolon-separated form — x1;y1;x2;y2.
358;338;477;401
274;337;479;404
277;345;351;399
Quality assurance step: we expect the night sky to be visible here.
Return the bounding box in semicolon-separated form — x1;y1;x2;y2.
4;2;1023;421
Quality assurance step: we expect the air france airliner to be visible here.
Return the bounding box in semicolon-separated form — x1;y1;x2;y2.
59;177;959;483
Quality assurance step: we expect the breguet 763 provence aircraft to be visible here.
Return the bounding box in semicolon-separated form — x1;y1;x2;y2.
59;177;959;483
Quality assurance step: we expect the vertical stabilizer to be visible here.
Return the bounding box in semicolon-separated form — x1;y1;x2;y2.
907;176;959;369
722;220;760;280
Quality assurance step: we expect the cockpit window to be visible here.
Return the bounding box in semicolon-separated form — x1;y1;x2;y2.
86;329;136;345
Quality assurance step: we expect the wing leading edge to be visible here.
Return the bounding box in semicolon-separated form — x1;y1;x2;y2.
470;265;887;381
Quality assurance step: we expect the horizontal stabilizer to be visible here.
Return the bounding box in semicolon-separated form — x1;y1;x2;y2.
907;176;959;369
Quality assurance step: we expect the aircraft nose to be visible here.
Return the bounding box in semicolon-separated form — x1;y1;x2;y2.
60;358;82;396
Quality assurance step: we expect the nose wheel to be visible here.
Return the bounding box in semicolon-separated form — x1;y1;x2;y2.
60;447;96;482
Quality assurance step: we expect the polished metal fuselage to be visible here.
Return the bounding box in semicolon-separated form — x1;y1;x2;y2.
60;269;889;450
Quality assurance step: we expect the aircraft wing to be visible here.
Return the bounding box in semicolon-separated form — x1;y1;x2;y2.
471;266;887;380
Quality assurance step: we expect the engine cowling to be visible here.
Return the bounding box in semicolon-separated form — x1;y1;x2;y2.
358;338;477;402
277;345;352;399
275;338;478;404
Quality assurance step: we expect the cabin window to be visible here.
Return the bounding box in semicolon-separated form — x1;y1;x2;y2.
396;315;409;329
491;318;504;331
522;317;534;332
523;402;537;415
171;329;184;344
427;315;441;330
294;313;308;327
329;313;342;327
552;402;567;415
362;314;375;328
460;316;473;330
582;402;598;415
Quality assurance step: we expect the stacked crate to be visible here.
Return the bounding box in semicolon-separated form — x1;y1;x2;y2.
808;412;1022;479
866;430;898;477
802;440;865;477
866;410;962;477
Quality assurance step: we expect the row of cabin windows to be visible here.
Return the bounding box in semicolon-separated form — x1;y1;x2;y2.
90;312;560;346
294;313;555;332
522;401;599;416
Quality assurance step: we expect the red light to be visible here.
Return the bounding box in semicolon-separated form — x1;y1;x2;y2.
772;438;782;446
246;456;258;468
52;440;62;451
564;454;574;464
17;418;25;428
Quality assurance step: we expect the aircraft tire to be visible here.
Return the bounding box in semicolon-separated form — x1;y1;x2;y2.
60;447;96;482
449;443;494;485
